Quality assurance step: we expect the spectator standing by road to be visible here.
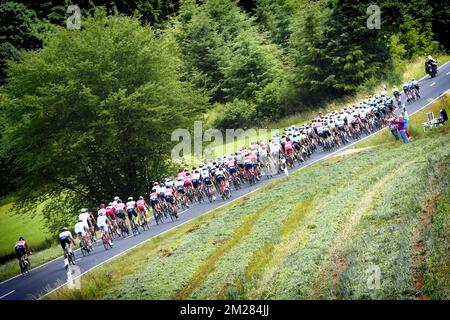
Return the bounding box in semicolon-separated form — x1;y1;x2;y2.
402;110;411;138
386;112;400;141
394;115;409;144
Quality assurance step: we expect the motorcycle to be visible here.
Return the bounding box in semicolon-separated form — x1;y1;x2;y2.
426;61;438;78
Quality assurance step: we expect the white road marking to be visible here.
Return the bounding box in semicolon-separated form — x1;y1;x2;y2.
0;290;15;299
430;82;436;87
446;71;450;75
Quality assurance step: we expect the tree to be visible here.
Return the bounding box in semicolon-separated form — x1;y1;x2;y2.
16;0;182;27
288;1;332;107
0;9;207;231
0;1;44;85
254;0;295;47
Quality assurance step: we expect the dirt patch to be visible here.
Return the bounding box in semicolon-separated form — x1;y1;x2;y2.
187;224;202;233
331;147;373;158
332;256;347;299
412;161;446;300
159;249;174;257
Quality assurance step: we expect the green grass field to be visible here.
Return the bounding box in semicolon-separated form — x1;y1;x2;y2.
0;197;52;259
45;95;450;300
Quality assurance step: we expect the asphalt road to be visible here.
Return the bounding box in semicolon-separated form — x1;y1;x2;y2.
1;62;449;300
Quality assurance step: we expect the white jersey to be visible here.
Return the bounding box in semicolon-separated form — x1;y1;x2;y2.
156;185;165;195
79;212;90;229
97;214;108;227
126;200;136;211
176;180;184;188
74;222;86;235
192;172;201;180
201;170;210;179
59;230;72;240
165;180;174;188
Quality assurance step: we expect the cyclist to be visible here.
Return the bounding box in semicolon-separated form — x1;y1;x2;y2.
74;219;91;252
214;165;229;196
184;171;194;201
97;210;113;246
136;196;149;221
149;188;161;214
126;196;139;227
105;202;118;234
79;208;96;243
15;237;30;262
175;177;189;208
164;185;178;218
192;168;202;191
201;166;216;201
114;199;129;231
59;227;75;252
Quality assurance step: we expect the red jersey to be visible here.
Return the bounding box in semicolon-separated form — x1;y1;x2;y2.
285;141;293;150
149;192;159;200
177;172;185;179
226;160;235;168
137;199;146;206
105;207;115;220
244;155;253;164
15;240;29;251
164;188;174;196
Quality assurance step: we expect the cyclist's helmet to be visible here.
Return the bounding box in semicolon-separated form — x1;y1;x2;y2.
62;227;68;231
184;168;189;172
139;196;144;200
152;187;157;192
114;196;119;201
108;202;113;206
117;199;122;203
80;208;87;213
128;197;133;201
19;237;24;241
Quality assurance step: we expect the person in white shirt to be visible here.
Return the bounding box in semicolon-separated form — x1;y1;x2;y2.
59;227;74;251
97;211;113;246
74;219;92;251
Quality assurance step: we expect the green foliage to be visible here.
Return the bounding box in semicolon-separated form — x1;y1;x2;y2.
177;0;287;127
0;9;207;231
254;0;295;47
0;1;44;84
214;99;256;130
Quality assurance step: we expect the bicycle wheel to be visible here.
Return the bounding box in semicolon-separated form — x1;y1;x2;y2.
103;236;109;250
24;259;31;275
81;244;87;256
169;208;176;222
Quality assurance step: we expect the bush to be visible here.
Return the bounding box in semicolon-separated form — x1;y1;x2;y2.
214;99;257;130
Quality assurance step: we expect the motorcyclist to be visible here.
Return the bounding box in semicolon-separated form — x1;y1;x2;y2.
425;55;437;76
